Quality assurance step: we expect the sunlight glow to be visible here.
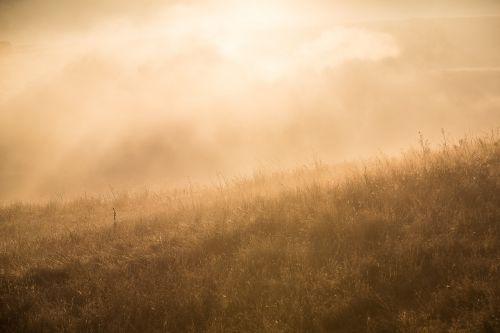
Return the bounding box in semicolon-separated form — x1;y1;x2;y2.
149;2;398;80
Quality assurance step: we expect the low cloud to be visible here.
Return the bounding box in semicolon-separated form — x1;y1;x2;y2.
1;3;499;200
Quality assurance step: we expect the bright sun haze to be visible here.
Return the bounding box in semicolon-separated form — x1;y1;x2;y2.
0;0;499;200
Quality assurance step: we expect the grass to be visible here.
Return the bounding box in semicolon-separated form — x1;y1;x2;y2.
0;133;499;332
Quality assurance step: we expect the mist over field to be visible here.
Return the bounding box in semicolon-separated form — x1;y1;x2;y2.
1;2;500;332
1;0;499;200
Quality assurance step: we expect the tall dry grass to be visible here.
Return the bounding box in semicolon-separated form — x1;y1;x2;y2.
0;132;499;332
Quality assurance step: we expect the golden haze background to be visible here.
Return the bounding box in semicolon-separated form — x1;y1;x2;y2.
0;0;500;200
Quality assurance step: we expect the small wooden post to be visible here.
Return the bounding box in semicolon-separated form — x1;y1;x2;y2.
113;208;117;227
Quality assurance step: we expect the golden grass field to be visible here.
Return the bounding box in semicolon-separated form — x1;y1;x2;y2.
0;133;499;332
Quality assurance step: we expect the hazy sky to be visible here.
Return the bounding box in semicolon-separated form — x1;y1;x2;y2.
2;0;500;37
1;1;499;200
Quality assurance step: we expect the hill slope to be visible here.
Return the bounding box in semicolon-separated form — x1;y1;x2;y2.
0;134;499;332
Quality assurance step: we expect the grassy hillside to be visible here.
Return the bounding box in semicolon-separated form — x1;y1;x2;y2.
0;134;499;332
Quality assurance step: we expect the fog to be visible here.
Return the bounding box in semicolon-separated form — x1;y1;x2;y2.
1;1;500;200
